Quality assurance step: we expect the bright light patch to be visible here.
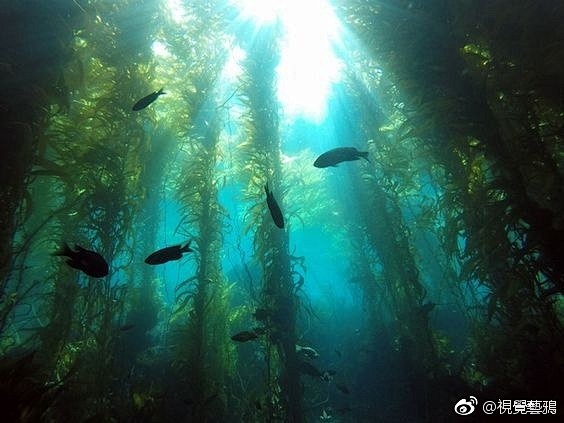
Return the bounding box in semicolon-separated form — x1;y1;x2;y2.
223;45;246;81
166;0;187;24
233;0;343;122
151;40;171;58
236;0;281;24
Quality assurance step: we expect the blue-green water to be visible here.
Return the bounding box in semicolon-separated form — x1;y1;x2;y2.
1;0;563;422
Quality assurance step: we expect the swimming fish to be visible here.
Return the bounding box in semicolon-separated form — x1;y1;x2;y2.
53;243;109;278
418;301;436;315
298;361;323;378
265;183;284;228
144;242;193;265
231;330;259;342
313;147;369;168
336;382;350;394
132;88;165;111
296;344;320;360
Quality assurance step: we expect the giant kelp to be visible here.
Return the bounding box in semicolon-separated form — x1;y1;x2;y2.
0;0;82;344
2;0;166;419
339;0;564;402
142;1;235;420
235;24;304;422
1;0;563;421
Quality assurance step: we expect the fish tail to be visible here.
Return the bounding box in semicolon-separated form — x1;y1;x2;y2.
52;242;72;257
158;87;166;95
359;151;370;162
180;241;193;253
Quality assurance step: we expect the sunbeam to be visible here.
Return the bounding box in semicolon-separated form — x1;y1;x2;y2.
232;0;343;122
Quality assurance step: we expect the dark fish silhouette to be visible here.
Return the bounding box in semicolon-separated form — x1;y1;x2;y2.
418;301;436;315
119;324;135;331
265;183;284;228
144;242;193;265
231;330;259;342
336;382;350;394
313;147;369;168
132;88;165;111
53;243;109;278
299;361;323;378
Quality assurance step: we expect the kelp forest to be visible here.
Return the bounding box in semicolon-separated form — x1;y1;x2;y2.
0;0;563;422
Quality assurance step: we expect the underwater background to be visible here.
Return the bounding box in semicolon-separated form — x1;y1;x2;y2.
1;0;563;421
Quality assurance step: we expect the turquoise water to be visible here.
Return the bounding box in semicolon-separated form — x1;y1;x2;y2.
1;1;563;421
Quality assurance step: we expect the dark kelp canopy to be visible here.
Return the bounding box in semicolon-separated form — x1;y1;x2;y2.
0;0;563;421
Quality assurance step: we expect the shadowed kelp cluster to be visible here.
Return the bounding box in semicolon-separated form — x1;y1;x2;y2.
1;0;563;422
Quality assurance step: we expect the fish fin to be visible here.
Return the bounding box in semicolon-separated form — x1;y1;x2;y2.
360;151;370;162
264;183;270;195
65;258;82;270
52;242;72;256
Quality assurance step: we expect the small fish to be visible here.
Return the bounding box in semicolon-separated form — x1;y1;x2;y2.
336;382;350;394
204;392;218;405
334;349;342;357
231;330;259;342
299;361;323;378
418;301;436;315
144;241;193;265
296;345;319;360
132;88;165;111
265;183;284;228
421;302;437;313
119;324;135;331
313;147;369;168
53;243;109;278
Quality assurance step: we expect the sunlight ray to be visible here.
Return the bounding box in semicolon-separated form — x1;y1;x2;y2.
231;0;343;122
